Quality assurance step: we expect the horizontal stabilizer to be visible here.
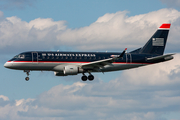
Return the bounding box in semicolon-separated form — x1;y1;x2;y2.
146;53;174;61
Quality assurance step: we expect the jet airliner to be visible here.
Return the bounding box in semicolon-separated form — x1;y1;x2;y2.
4;23;174;81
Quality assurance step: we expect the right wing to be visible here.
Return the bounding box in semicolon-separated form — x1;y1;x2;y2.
81;48;127;70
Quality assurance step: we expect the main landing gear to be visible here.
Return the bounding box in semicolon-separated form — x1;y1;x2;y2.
81;73;94;81
24;70;30;81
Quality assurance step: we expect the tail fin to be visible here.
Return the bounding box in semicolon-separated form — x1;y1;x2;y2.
139;23;171;55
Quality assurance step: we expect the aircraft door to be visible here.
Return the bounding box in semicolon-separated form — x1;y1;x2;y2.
32;52;38;63
126;53;132;63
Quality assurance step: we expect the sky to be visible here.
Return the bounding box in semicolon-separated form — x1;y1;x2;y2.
0;0;180;120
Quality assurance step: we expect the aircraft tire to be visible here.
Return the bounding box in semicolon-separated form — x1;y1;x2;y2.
81;75;87;81
88;75;94;81
25;77;29;81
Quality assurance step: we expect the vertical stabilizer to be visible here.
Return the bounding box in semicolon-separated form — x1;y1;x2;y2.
139;23;171;55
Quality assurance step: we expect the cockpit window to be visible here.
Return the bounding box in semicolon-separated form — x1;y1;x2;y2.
14;55;19;58
19;54;25;59
14;54;25;59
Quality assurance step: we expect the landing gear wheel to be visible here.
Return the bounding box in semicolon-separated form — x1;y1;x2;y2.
25;77;29;81
24;70;30;81
88;75;94;81
81;75;87;81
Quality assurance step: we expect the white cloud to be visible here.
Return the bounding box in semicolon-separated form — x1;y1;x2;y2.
28;18;67;31
58;8;180;51
1;54;180;120
0;95;9;101
121;55;180;86
0;16;67;53
0;98;34;120
0;8;180;54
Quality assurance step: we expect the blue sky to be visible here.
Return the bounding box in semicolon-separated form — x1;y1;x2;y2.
1;0;180;120
1;0;165;28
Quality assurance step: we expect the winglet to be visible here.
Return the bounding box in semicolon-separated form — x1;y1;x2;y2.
118;48;127;58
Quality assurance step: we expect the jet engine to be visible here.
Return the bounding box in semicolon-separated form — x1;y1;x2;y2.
63;65;84;75
63;65;79;75
53;65;84;76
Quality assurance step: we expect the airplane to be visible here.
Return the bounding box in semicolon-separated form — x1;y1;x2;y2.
4;23;174;81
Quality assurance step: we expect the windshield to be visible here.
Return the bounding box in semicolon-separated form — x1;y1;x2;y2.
14;54;25;59
14;55;19;58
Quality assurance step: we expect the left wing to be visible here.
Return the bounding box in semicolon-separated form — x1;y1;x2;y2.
81;48;127;70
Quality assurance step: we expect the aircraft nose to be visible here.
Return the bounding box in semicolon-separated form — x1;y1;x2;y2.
4;61;12;68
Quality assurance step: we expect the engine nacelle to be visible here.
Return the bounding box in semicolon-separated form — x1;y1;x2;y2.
54;71;67;76
63;65;83;75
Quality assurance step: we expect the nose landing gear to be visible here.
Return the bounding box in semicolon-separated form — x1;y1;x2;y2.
25;77;29;81
24;70;30;81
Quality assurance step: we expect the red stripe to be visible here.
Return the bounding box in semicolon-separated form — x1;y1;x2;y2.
159;23;171;29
